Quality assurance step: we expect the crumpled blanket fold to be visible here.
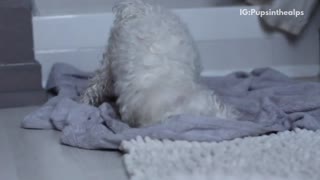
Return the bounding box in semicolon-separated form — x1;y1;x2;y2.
22;63;320;150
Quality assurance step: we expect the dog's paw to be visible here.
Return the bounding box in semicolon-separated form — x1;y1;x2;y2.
79;94;93;105
79;87;100;106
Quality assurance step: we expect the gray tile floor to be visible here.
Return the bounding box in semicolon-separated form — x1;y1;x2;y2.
0;106;128;180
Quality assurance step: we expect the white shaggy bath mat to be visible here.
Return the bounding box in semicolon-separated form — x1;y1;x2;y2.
121;129;320;180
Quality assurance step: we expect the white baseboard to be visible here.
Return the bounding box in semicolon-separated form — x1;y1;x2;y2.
37;51;319;87
201;64;320;78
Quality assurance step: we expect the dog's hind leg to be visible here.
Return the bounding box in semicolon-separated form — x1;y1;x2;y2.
80;56;115;106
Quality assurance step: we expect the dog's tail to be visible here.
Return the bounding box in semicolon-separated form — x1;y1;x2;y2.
113;0;156;21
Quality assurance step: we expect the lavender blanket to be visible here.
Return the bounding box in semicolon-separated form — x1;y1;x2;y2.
22;63;320;150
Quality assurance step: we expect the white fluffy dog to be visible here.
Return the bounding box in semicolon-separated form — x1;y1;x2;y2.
81;0;236;127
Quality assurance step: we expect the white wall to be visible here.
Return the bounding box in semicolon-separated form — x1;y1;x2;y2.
33;5;320;86
33;0;243;16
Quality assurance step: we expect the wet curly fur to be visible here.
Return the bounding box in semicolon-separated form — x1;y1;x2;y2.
81;0;236;127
